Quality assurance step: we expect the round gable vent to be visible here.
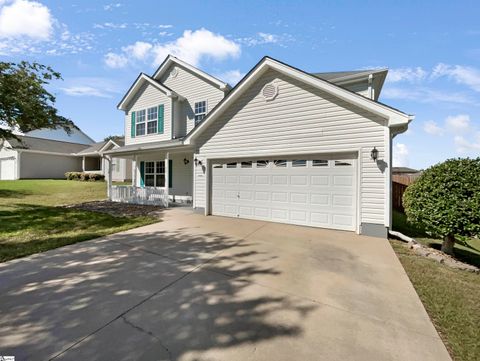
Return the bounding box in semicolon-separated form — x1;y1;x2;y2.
261;82;278;101
170;67;178;78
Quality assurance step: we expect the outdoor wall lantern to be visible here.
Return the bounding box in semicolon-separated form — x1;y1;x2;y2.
370;147;378;161
194;158;202;167
183;158;190;165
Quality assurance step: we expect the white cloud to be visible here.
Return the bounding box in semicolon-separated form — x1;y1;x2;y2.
94;22;127;30
104;52;128;68
104;28;241;68
122;41;152;60
382;87;474;104
387;67;427;83
216;70;244;85
0;0;53;40
454;134;480;153
237;32;293;47
103;3;122;11
61;86;111;98
151;28;240;66
393;143;409;167
423;120;444;136
445;114;471;133
60;77;122;98
432;63;480;92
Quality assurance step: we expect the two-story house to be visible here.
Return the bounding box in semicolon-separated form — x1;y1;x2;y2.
105;55;413;238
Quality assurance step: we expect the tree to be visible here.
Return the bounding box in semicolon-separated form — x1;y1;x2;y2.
0;61;74;141
403;158;480;255
103;135;123;142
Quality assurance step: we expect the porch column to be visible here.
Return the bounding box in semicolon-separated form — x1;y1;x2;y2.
133;155;138;186
165;152;169;207
106;156;113;199
82;156;85;172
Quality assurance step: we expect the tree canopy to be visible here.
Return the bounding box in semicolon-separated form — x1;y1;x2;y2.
403;158;480;254
0;61;74;141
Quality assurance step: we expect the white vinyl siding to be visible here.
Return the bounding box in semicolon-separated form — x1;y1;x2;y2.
124;83;171;145
194;69;388;226
160;65;225;136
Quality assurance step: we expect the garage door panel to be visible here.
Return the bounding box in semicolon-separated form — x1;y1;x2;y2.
211;157;356;231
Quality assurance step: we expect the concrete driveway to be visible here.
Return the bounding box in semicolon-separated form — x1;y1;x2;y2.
0;208;450;361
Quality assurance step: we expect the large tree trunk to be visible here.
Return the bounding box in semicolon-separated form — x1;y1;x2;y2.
441;234;455;255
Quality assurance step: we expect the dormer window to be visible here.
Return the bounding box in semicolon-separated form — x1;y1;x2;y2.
194;101;207;125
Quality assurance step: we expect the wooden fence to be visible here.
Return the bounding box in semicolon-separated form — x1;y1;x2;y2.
392;182;408;211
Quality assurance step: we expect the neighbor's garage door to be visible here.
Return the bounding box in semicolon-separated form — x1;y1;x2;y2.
211;156;356;231
0;158;15;180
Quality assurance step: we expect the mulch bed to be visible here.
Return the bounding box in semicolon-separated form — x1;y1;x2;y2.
65;201;163;218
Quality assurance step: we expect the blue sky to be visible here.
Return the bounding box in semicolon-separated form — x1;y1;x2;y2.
1;0;479;169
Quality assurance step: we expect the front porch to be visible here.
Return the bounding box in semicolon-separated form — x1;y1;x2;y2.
105;147;194;207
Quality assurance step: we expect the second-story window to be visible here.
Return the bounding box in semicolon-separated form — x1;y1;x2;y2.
135;109;146;136
147;107;158;134
194;101;207;125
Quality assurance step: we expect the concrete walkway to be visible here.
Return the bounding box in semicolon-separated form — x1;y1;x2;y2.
0;208;451;361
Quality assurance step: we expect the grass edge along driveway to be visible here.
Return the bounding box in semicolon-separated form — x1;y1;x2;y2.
0;180;157;262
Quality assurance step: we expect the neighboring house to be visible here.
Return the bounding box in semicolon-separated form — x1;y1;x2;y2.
0;135;89;179
105;55;413;238
0;129;131;181
76;137;132;182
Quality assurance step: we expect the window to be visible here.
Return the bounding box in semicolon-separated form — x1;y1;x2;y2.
136;109;146;136
334;160;352;167
292;160;306;167
194;101;207;125
274;160;287;167
226;162;237;168
213;164;223;168
256;160;269;168
312;160;328;167
241;161;252;168
144;161;165;187
146;107;158;134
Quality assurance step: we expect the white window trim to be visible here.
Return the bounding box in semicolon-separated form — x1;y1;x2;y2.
134;106;159;137
194;100;208;126
144;160;166;187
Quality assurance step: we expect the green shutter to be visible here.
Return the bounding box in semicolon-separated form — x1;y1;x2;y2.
131;111;136;138
158;104;164;133
139;161;145;187
168;159;173;188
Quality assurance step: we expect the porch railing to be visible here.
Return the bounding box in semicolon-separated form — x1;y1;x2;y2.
110;185;168;207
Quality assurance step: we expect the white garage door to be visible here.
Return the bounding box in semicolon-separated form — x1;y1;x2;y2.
211;156;357;231
0;158;16;180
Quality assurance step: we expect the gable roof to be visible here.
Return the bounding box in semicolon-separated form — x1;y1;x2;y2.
76;137;125;155
184;56;413;145
152;55;230;91
5;135;90;154
117;73;180;111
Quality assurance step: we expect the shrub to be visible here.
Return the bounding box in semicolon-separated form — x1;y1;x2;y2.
403;158;480;255
64;172;104;182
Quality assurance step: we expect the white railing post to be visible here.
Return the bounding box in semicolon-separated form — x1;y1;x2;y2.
165;152;170;208
106;156;113;199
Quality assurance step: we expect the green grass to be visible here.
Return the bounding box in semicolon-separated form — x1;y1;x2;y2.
392;210;480;268
0;180;156;262
391;240;480;361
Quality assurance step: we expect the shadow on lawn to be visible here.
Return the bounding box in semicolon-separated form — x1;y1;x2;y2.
428;242;480;268
0;203;153;262
0;188;33;199
0;218;317;360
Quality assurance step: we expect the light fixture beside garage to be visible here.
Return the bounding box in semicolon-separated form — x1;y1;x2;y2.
371;147;379;161
194;158;202;166
183;157;190;165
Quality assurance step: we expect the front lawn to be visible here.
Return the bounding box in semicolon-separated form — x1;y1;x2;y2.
391;210;480;361
0;180;156;262
391;241;480;361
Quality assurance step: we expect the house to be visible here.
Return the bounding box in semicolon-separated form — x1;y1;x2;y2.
105;55;413;238
0;128;132;181
76;137;132;182
0;135;89;179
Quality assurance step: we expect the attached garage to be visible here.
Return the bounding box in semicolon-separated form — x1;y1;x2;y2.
211;155;357;231
0;157;16;180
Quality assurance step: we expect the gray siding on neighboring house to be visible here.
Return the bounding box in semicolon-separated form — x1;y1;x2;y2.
160;64;225;136
124;83;172;145
20;152;82;179
194;68;388;226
